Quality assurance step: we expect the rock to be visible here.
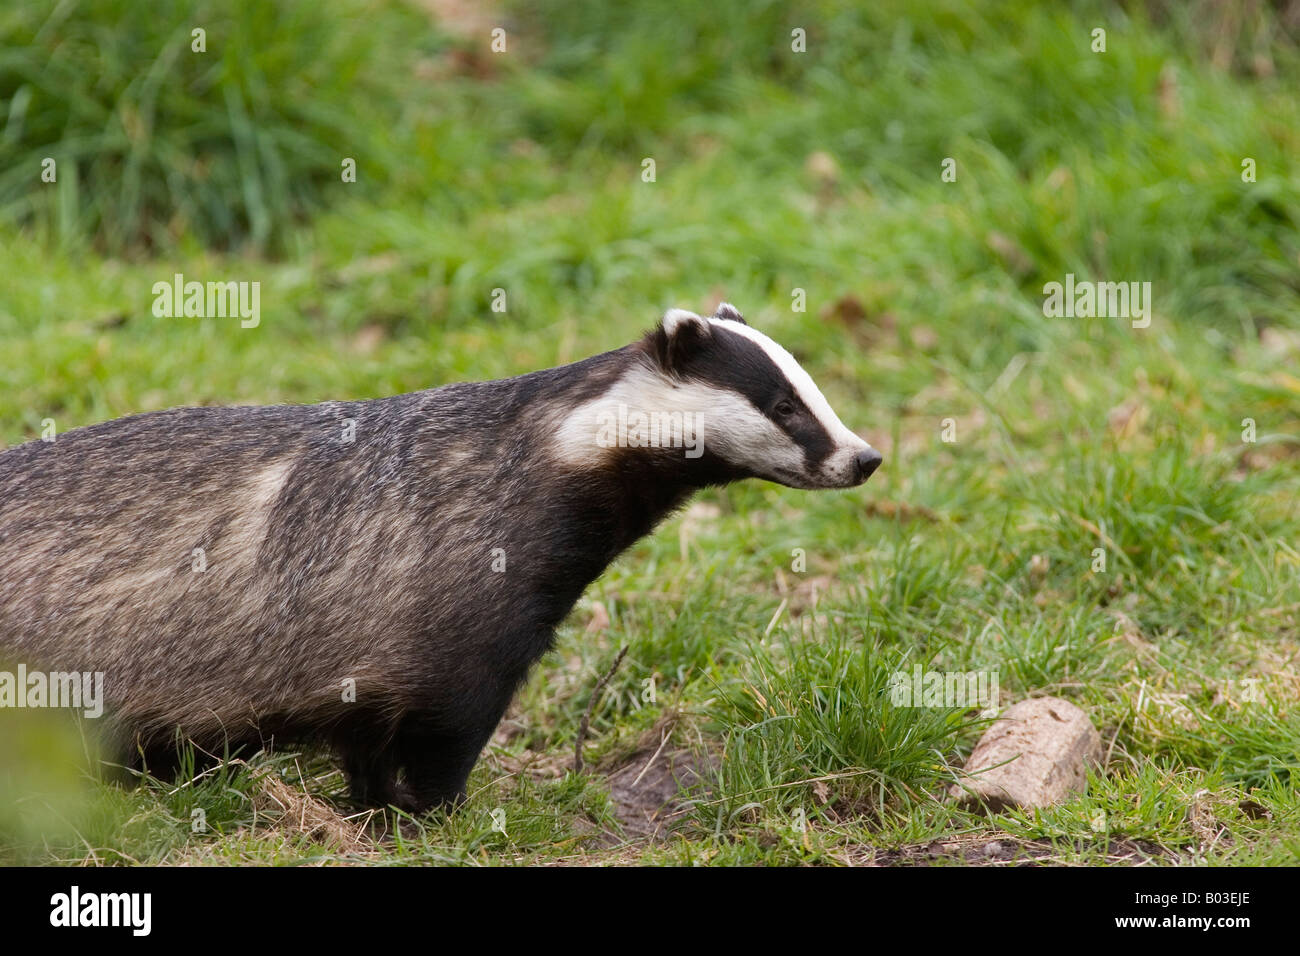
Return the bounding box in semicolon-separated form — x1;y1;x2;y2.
950;697;1101;811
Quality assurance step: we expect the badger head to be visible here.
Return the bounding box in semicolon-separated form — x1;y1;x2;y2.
588;303;880;489
639;303;881;489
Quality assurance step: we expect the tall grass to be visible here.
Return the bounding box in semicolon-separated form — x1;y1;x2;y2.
0;0;429;253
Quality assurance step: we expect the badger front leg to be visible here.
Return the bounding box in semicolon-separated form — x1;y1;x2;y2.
396;703;511;813
334;715;402;808
345;746;401;808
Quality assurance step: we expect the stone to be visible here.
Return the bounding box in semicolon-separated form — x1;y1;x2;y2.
950;696;1101;811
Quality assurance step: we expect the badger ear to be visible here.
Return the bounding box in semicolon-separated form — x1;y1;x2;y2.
713;302;746;324
647;308;711;377
663;308;710;338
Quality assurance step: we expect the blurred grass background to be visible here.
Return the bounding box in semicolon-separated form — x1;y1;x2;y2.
1;0;1298;864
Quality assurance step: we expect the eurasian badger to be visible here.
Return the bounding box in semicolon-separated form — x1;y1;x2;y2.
0;303;881;812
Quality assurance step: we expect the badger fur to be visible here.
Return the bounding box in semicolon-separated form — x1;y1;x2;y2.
0;304;881;812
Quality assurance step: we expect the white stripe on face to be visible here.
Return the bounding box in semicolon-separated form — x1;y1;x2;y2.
707;317;870;451
547;363;805;477
550;313;879;489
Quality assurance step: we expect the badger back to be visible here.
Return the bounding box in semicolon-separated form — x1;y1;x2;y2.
0;381;582;737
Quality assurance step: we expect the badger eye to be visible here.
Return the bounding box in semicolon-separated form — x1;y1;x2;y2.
774;399;796;418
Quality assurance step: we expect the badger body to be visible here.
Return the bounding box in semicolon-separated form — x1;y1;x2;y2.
0;304;881;811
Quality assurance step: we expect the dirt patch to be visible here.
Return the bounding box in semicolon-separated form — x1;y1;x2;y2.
602;748;715;841
847;835;1178;866
862;499;943;523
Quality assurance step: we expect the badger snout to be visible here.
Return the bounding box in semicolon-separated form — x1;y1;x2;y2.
853;448;883;483
809;443;882;489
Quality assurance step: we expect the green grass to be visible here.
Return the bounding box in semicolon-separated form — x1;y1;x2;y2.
1;0;1298;865
0;0;429;253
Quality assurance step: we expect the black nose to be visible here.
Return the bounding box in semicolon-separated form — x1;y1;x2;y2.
854;449;883;481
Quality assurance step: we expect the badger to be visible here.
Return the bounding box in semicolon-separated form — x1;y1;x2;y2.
0;303;881;812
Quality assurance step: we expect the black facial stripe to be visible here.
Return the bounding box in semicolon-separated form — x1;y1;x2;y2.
780;400;835;468
675;326;836;469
